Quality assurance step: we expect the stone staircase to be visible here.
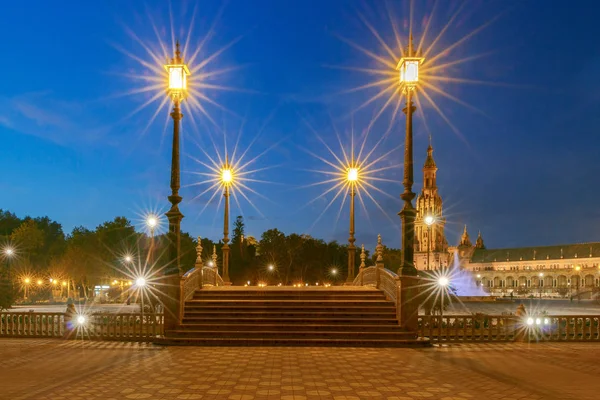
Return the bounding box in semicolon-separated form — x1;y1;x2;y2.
158;287;428;347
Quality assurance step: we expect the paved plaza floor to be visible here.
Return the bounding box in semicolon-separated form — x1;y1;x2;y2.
1;339;599;400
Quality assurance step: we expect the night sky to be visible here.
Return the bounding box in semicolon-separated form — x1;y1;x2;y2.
1;0;599;252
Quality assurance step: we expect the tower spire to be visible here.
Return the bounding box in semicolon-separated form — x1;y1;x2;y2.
460;225;472;247
475;230;485;249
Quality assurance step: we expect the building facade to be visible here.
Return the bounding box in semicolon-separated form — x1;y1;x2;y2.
414;144;600;297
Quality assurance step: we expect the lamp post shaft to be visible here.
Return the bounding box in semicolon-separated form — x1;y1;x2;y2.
222;186;231;284
346;185;356;283
398;89;417;277
164;98;184;331
166;100;184;276
427;225;431;271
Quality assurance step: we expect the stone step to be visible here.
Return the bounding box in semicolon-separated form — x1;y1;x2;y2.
167;329;417;340
178;323;403;332
181;317;400;325
185;300;393;307
192;293;387;300
182;311;397;319
184;305;395;312
155;336;429;348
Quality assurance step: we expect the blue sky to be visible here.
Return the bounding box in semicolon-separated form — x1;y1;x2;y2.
1;0;600;251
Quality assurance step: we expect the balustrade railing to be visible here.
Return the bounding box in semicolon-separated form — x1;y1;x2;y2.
81;313;163;341
418;314;600;342
0;312;65;337
0;311;162;342
419;315;516;342
354;266;403;320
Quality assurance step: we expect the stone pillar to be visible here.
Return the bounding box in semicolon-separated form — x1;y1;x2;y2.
398;275;420;332
359;244;366;286
375;234;384;288
212;245;218;286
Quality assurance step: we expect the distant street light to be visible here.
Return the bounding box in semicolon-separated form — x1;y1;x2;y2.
3;246;15;286
437;275;450;319
424;214;435;270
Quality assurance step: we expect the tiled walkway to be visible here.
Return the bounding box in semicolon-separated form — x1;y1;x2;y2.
1;339;599;400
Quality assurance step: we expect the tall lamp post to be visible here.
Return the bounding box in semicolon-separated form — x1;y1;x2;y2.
437;276;450;320
221;159;233;285
396;36;424;331
23;278;30;301
146;215;158;267
574;265;581;302
346;165;359;284
163;41;189;329
424;214;435;271
397;36;423;277
3;247;15;283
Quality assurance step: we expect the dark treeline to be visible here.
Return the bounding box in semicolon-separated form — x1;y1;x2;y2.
1;210;403;307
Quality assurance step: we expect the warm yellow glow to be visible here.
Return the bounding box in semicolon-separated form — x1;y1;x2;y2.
37;280;42;285
62;281;67;286
346;167;359;182
438;276;450;287
575;265;581;271
424;215;435;226
221;168;233;184
24;278;30;284
165;64;190;97
268;265;274;271
397;57;423;88
331;268;338;275
146;215;158;228
4;247;14;256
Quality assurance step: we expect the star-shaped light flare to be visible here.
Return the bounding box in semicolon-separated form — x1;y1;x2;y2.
336;1;508;142
109;3;246;143
301;122;401;229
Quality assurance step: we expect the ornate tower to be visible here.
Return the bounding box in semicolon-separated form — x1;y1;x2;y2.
414;139;448;270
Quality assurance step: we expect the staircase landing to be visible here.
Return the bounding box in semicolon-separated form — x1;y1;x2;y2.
157;286;428;347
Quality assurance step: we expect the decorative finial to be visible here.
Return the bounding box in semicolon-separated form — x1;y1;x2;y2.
376;234;383;263
175;40;182;63
212;244;217;267
196;236;203;264
360;244;366;268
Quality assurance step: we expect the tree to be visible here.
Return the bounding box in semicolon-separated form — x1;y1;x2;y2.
0;209;22;238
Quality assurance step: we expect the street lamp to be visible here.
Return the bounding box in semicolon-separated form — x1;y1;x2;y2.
220;159;233;285
3;246;15;285
135;277;147;325
346;165;359;283
146;214;158;267
397;35;424;278
164;41;190;328
424;214;435;270
23;277;31;301
437;276;450;320
574;265;581;302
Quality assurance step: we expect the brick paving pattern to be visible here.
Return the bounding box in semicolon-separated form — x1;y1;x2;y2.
1;339;599;400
